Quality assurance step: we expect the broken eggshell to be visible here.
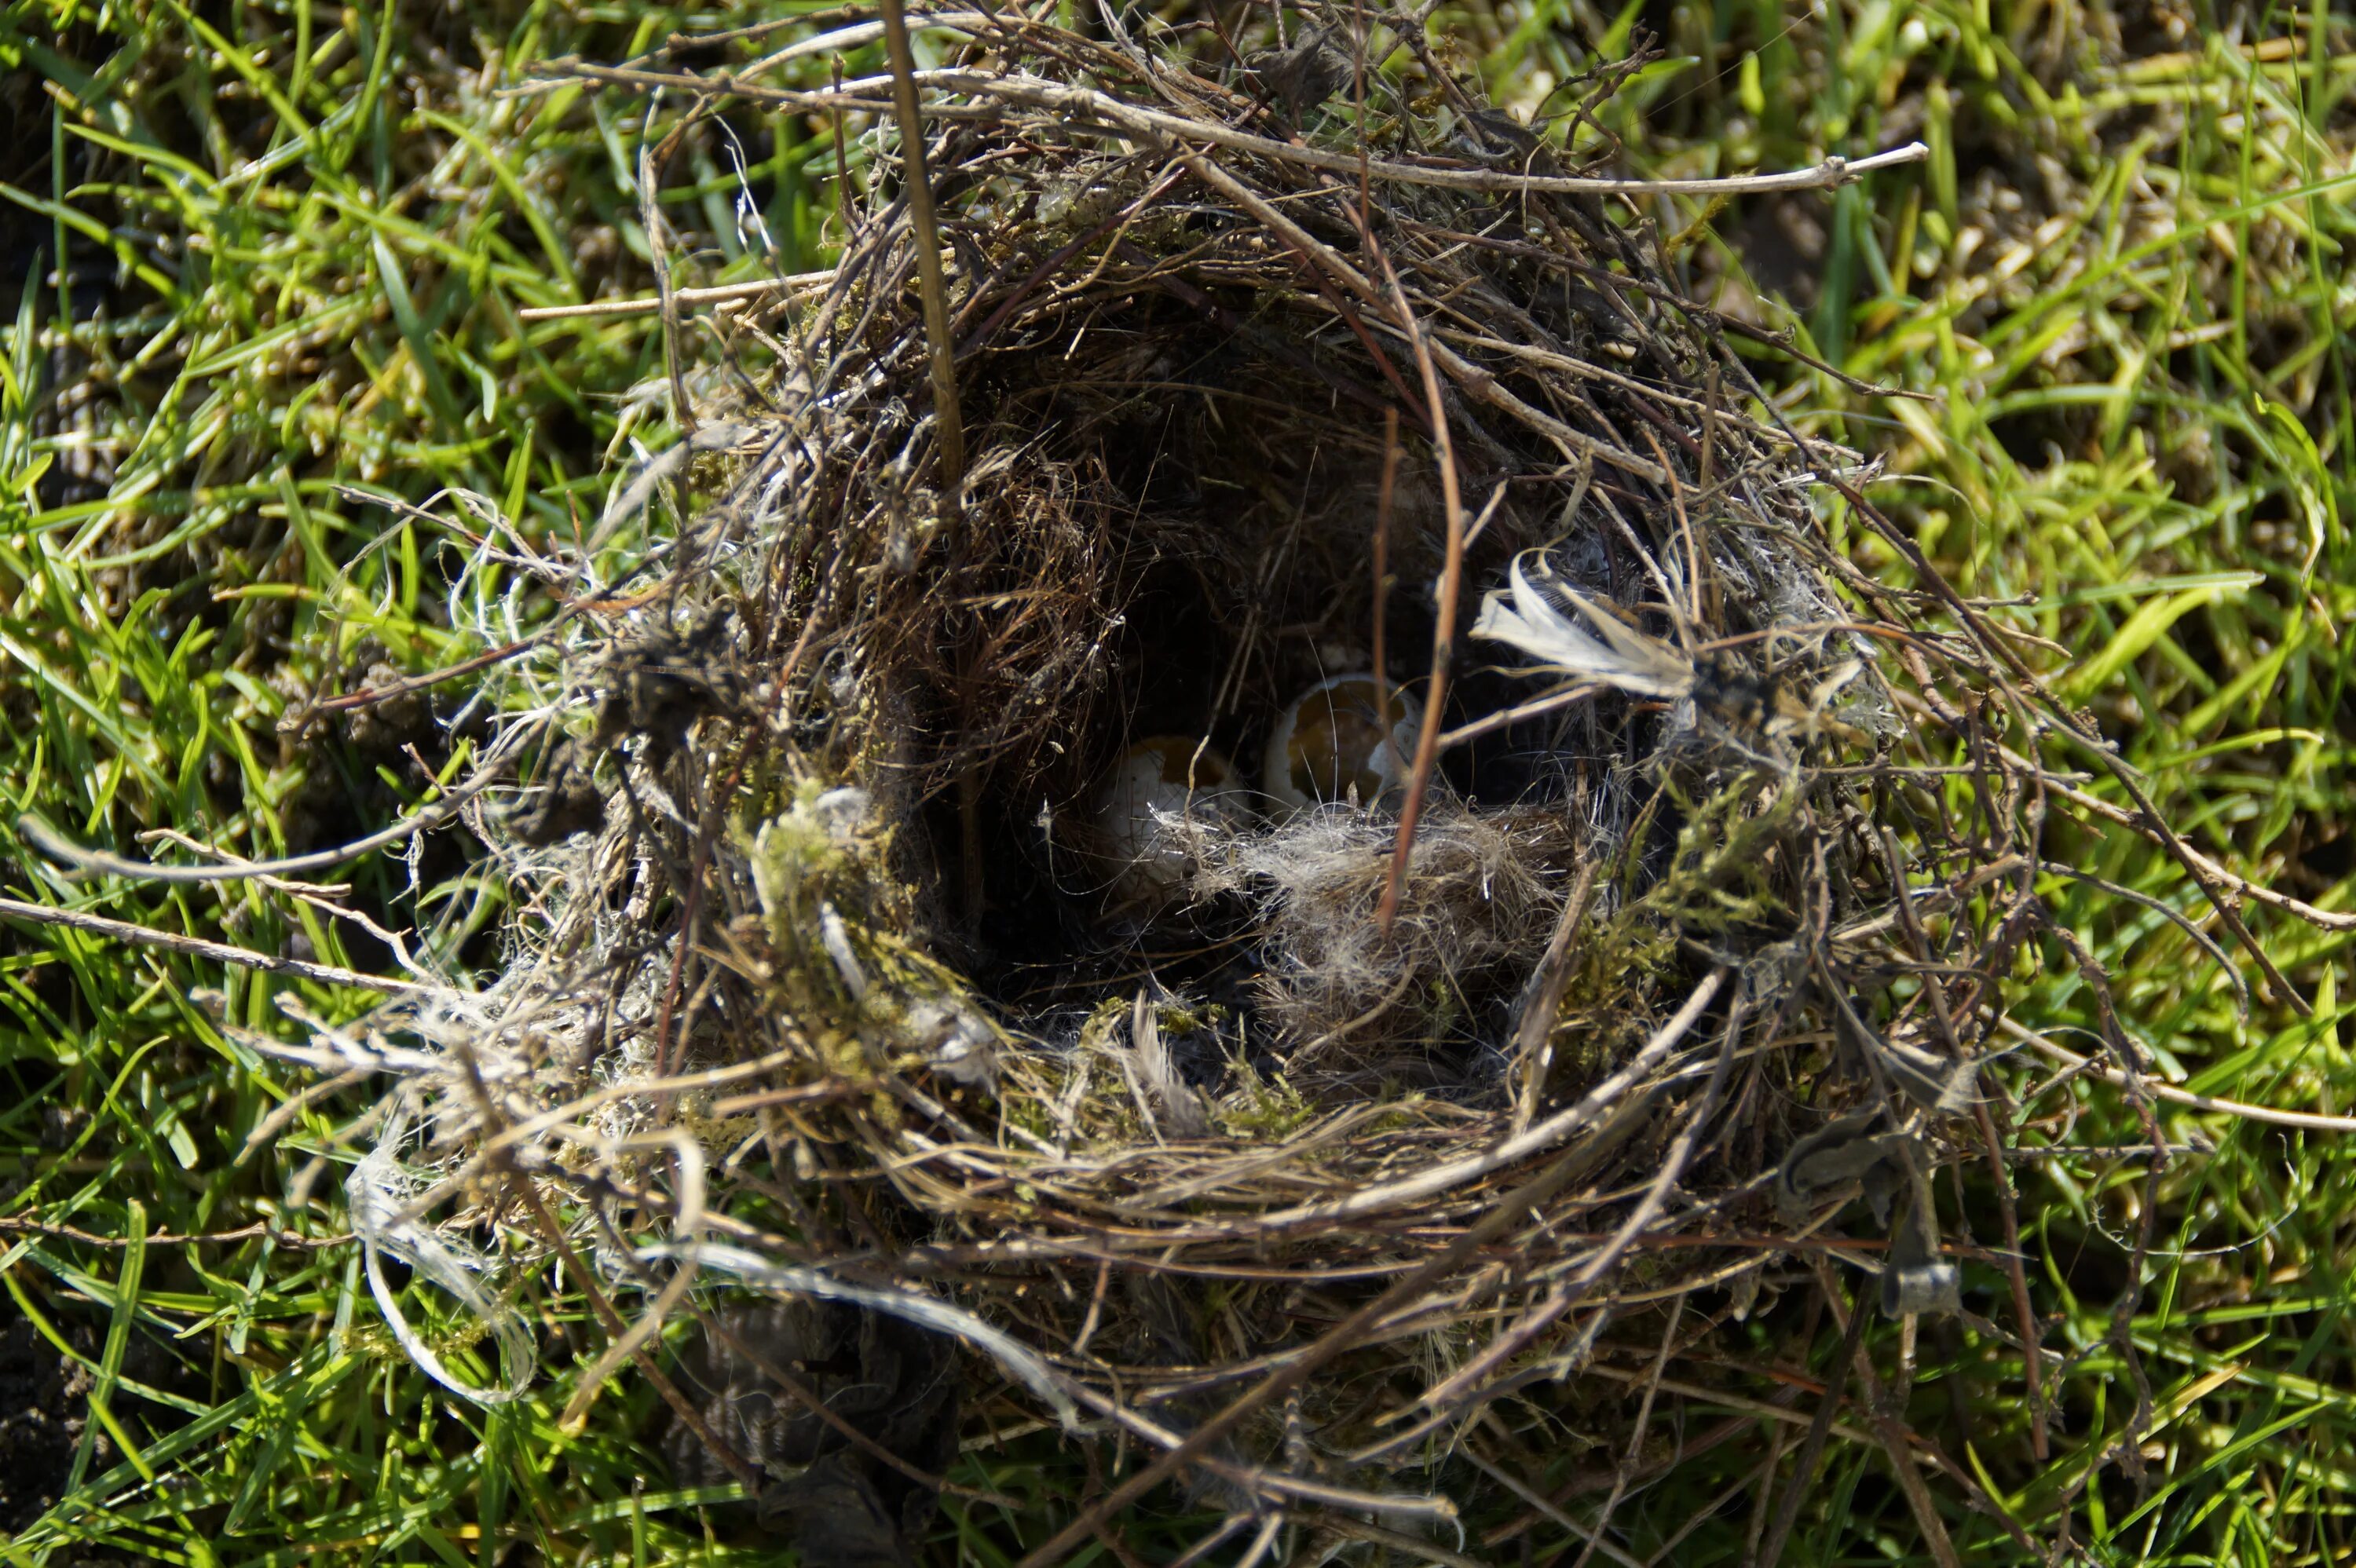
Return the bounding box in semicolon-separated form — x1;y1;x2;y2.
1089;736;1249;907
1262;674;1418;813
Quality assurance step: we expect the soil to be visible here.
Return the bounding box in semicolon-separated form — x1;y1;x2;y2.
0;1307;98;1535
0;1291;201;1545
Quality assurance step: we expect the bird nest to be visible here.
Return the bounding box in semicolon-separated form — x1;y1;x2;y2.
258;8;2284;1559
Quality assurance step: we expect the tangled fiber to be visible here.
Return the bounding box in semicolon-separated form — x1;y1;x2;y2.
183;5;2340;1559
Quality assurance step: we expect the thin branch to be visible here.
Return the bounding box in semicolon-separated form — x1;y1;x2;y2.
880;0;967;510
1756;1280;1871;1568
1370;407;1399;784
1462;1449;1648;1568
517;271;836;321
2000;1017;2356;1132
0;894;435;994
1366;221;1465;938
0;1215;351;1249
1513;858;1603;1132
537;58;1930;200
17;740;513;884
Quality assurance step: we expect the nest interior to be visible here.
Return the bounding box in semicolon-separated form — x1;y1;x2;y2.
878;239;1596;1084
758;85;1875;1098
296;7;2277;1555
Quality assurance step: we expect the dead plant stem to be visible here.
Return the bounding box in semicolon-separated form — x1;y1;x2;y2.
1513;858;1604;1131
16;747;510;883
541;57;1930;196
1813;1259;1966;1568
1462;1447;1647;1568
1999;1016;2356;1131
1371;407;1399;773
1754;1277;1869;1568
517;272;836;320
638;114;704;437
1368;227;1465;938
1715;342;2308;1014
0;894;434;994
879;0;967;512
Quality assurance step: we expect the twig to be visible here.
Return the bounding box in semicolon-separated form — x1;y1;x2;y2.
308;622;572;713
1176;150;1667;482
0;894;434;994
1412;1004;1741;1427
2034;769;2356;932
1814;1259;1965;1568
1322;1518;1488;1568
1710;340;2310;1014
959;166;1183;354
516;272;836;321
1462;1447;1648;1568
0;1215;351;1249
538;59;1930;199
1999;1016;2356;1131
830;54;854;247
1367;223;1465;938
656;746;753;1081
1513;858;1603;1132
879;0;967;512
1165;1514;1253;1568
17;740;512;883
1755;1277;1871;1568
1970;1091;2047;1461
640;121;701;436
1232;1513;1287;1568
1370;407;1399;776
1070;1382;1458;1521
237;1066;377;1164
1575;1305;1688;1556
560;1133;710;1427
1249;967;1728;1233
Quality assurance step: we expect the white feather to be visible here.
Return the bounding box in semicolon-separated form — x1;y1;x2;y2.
1472;556;1694;699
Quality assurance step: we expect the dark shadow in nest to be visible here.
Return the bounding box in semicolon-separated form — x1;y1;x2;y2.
876;294;1633;1091
664;1301;960;1568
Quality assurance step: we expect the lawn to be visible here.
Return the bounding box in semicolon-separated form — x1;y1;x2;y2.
2;0;2352;1563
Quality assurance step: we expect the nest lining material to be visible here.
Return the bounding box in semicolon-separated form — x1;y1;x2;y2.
258;5;2265;1550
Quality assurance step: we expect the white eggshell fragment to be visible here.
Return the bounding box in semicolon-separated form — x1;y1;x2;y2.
1090;736;1248;906
1263;674;1417;812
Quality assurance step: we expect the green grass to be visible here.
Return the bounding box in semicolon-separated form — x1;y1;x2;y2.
2;0;2353;1563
